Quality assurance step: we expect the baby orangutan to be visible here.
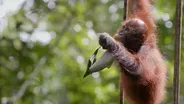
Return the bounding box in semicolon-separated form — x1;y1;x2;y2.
99;0;167;104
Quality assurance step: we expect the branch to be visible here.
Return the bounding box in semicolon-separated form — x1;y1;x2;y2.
120;0;127;104
173;0;183;103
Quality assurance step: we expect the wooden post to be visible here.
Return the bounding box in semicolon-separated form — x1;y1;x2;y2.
120;78;124;104
123;0;127;20
173;0;183;103
120;0;127;104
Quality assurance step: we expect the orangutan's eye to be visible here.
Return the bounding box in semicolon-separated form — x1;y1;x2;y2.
126;27;129;31
125;27;129;32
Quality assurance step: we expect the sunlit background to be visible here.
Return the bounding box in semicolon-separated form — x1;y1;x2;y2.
0;0;183;104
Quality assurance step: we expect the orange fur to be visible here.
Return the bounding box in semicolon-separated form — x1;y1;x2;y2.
99;0;167;103
118;0;167;104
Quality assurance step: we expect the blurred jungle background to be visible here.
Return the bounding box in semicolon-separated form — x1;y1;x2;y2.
0;0;183;104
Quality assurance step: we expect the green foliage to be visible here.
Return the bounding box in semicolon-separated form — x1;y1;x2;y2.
0;0;183;104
